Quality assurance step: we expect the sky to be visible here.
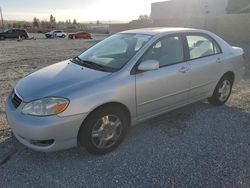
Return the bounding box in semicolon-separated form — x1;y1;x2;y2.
0;0;165;22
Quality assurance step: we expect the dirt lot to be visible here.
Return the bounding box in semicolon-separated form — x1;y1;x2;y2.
0;35;250;187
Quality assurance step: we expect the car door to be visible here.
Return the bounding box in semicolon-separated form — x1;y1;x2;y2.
135;34;190;119
5;29;14;38
185;34;223;101
15;29;21;38
53;31;60;37
79;32;85;39
83;33;88;39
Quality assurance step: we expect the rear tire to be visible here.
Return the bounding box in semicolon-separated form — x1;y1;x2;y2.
0;35;5;40
208;75;233;105
78;106;128;155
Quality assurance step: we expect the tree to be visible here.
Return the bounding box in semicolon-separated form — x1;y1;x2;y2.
49;15;56;28
69;19;71;24
73;19;77;24
41;20;51;29
138;14;150;21
12;22;17;28
16;22;21;28
23;23;31;29
33;17;40;28
96;20;100;24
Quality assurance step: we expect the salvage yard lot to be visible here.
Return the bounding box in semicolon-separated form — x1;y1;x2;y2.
0;35;250;187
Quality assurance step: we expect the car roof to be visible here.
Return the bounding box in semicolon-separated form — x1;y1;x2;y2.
120;27;203;36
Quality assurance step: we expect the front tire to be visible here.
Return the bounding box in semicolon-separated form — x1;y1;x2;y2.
208;76;233;105
78;106;128;155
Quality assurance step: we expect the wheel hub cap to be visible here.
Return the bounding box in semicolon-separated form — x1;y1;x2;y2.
91;115;122;149
218;80;231;102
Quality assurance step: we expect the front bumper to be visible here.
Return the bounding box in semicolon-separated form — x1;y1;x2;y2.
5;94;87;152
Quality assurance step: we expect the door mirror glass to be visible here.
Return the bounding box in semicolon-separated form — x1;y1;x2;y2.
138;60;159;72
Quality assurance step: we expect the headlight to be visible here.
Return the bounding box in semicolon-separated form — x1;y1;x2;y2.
22;97;69;116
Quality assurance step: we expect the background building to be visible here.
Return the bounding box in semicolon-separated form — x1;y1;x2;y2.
110;0;250;43
151;0;228;20
227;0;250;13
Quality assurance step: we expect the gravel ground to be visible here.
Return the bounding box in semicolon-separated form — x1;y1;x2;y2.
0;35;250;187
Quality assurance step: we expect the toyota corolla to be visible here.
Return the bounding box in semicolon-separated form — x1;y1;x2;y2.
5;28;246;155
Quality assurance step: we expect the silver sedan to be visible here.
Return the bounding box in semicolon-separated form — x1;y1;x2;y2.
5;28;246;155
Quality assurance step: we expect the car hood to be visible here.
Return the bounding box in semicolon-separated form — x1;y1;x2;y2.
16;60;111;102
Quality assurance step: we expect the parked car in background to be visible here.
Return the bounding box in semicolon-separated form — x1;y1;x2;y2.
0;29;29;40
68;31;92;39
45;30;67;38
5;28;246;155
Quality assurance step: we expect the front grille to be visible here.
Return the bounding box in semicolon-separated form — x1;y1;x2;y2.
12;92;22;108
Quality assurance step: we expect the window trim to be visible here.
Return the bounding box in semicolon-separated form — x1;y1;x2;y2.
132;33;187;75
183;32;223;61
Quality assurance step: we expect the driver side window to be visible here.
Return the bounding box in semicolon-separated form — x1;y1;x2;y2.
141;35;184;67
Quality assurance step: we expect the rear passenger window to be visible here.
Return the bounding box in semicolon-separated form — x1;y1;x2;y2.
186;35;221;60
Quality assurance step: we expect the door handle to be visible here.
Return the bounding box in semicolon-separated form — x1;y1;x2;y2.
179;66;190;73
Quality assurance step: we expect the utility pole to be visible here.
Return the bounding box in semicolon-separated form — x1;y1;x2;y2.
0;7;4;29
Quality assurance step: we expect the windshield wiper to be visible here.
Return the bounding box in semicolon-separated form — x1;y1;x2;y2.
82;60;111;71
71;56;83;64
71;57;116;72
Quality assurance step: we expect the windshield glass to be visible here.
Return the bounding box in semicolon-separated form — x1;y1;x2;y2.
78;33;152;71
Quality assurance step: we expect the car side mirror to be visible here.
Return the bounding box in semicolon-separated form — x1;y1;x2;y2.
137;60;160;72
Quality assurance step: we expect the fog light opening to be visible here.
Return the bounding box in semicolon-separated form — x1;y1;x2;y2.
30;139;55;147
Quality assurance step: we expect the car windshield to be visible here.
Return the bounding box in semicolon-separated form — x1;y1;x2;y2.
78;33;152;71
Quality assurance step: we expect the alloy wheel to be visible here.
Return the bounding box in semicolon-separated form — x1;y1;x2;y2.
91;115;123;149
218;80;231;102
